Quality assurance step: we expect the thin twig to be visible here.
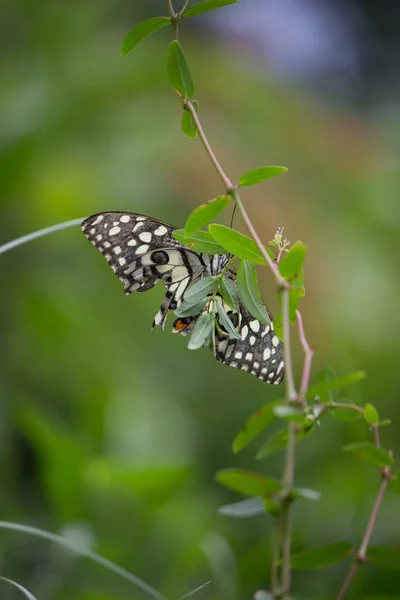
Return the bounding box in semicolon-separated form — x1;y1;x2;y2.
296;310;314;399
0;218;84;256
281;289;297;402
166;0;176;19
336;562;359;600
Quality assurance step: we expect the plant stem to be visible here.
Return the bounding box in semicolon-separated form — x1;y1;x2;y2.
166;0;176;19
281;288;297;402
296;310;314;399
0;218;83;256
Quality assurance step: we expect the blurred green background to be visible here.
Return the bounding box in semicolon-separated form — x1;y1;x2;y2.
1;1;400;598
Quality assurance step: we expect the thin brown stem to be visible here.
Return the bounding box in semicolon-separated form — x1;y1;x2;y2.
358;476;389;559
296;310;314;399
336;561;359;600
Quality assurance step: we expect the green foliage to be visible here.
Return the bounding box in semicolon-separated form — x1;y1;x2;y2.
368;547;400;570
173;228;227;253
233;401;281;453
167;40;195;99
181;275;217;303
218;277;239;312
182;0;238;18
291;487;320;501
215;468;282;497
278;241;307;283
364;403;380;425
208;223;274;263
187;312;214;349
217;497;265;518
343;442;393;468
236;261;271;323
239;166;288;187
216;300;241;339
330;406;362;421
283;543;353;570
185;195;230;237
120;17;171;55
181;100;199;137
305;371;366;401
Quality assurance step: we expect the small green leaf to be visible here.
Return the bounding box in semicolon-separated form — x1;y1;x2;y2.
183;276;217;304
208;224;273;263
167;40;194;99
217;497;265;518
185;196;230;238
237;261;271;324
233;401;280;453
181;101;199;138
257;427;311;460
174;297;209;318
291;487;321;502
183;0;238;19
379;419;392;427
172;229;226;254
306;371;366;401
187;313;213;350
239;166;288;187
368;547;400;570
364;403;380;425
218;278;239;312
215;468;282;497
330;406;361;422
273;405;304;423
343;442;393;468
120;17;171;55
262;497;282;517
216;301;241;339
285;542;353;570
279;241;307;283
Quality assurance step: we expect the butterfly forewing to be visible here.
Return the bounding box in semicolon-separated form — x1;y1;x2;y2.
82;211;284;384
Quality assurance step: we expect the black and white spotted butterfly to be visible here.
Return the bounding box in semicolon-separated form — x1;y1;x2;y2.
81;212;284;384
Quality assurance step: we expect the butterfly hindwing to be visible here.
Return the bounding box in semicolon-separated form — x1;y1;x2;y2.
82;211;285;384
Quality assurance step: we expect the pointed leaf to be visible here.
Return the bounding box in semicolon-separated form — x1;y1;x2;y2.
239;166;288;187
343;442;393;467
174;297;209;318
217;301;241;339
291;487;321;501
305;371;366;401
120;17;171;55
363;403;380;425
237;261;271;324
185;196;230;238
215;468;282;497
167;40;194;99
257;427;311;460
218;497;265;518
368;547;400;570
233;401;280;453
279;241;307;283
188;313;213;350
173;229;226;254
285;542;353;570
262;497;282;517
183;0;238;18
273;405;304;423
208;224;273;263
181;101;199;138
219;278;239;312
330;406;361;422
184;276;217;304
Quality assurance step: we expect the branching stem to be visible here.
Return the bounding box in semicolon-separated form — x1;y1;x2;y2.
0;218;83;255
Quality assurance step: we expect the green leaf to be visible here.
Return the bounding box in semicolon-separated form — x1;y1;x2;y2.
279;241;307;283
174;297;209;318
167;40;194;99
291;487;321;501
364;403;380;425
181;100;199;138
330;406;361;422
216;301;241;339
237;261;271;324
262;497;282;517
120;17;171;55
306;371;366;401
233;401;280;453
182;0;238;19
312;367;338;402
172;229;226;254
368;547;400;570
187;313;213;350
217;497;265;518
185;196;230;238
215;468;282;497
343;442;393;468
379;419;392;427
257;427;311;460
239;166;288;187
208;224;273;263
286;542;353;570
218;278;239;312
183;276;217;304
273;405;304;423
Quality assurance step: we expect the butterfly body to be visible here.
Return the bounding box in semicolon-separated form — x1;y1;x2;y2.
82;211;284;384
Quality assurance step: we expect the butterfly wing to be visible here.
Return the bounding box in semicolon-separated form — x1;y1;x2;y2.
81;212;207;328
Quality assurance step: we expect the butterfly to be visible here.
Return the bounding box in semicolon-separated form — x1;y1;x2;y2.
81;212;284;384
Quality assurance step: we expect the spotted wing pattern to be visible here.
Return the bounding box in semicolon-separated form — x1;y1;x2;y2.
81;211;284;384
